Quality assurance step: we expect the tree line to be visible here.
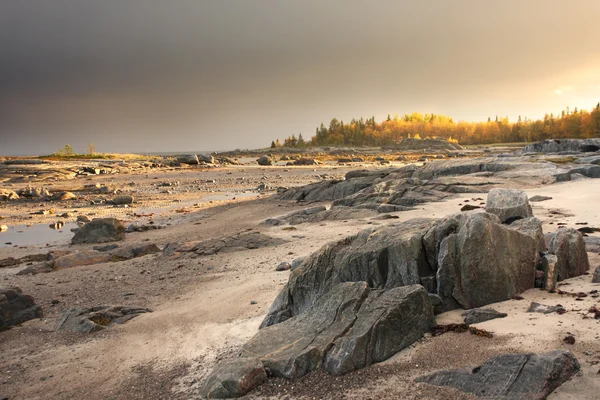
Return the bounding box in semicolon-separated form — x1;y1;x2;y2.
272;103;600;147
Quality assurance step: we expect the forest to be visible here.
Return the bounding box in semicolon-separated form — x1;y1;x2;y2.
272;103;600;148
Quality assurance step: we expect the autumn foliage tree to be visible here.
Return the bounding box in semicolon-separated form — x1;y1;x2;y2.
270;103;600;147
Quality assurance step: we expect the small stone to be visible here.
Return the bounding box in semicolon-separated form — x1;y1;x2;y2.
275;262;291;272
563;335;575;345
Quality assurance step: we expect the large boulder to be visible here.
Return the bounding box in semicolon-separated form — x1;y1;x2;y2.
547;228;590;280
0;285;43;329
434;212;538;310
177;154;199;165
485;188;532;223
257;155;273;166
505;217;546;253
204;283;433;397
416;350;580;400
243;282;371;380
322;285;434;375
202;357;267;399
262;212;540;327
261;218;435;327
71;218;126;244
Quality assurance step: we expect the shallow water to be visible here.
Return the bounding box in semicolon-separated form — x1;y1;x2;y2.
0;222;77;248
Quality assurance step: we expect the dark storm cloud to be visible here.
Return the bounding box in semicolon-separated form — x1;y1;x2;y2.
1;0;600;155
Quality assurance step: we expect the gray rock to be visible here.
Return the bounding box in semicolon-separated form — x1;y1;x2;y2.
522;138;600;154
569;164;600;178
430;212;539;311
593;267;600;283
506;217;546;253
583;236;600;253
20;186;51;198
0;285;43;329
71;218;126;244
275;262;291;272
56;306;152;333
257;155;273;166
110;195;134;205
529;195;552;202
201;357;267;399
198;153;215;164
244;282;371;380
177;154;199;165
293;158;320;166
485;188;532;223
527;302;566;314
323;285;433;375
547;229;590;281
542;254;559;291
290;256;306;271
462;308;507;325
416;350;580;400
109;243;160;259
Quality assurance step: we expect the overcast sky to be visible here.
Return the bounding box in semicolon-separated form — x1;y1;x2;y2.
1;0;600;155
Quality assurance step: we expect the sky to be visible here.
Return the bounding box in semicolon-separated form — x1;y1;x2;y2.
1;0;600;155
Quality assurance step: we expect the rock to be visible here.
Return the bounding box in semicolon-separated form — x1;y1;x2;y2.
244;282;370;379
201;357;267;399
262;212;540;327
542;254;559;291
53;191;77;201
76;215;91;223
109;243;160;259
256;155;273;166
56;306;152;333
177;154;199;165
547;228;590;281
198;153;215;164
529;195;552;202
16;263;54;275
93;244;119;252
584;236;600;253
462;308;507;325
293;158;320;166
460;204;480;211
0;225;7;232
593;267;600;283
266;206;376;225
427;212;539;311
527;302;566;314
240;282;432;383
261;218;435;327
0;257;18;268
522;138;600;154
110;195;134;205
416;350;580;400
506;217;546;253
0;189;19;200
323;285;433;375
20;186;51;198
485;188;533;223
0;285;43;329
290;256;306;271
71;218;126;244
275;262;291;271
52;251;114;269
60;212;74;218
171;232;287;256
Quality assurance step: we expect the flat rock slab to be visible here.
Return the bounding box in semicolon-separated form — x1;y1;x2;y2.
0;285;43;329
462;308;507;325
56;306;152;333
416;350;580;400
172;232;287;256
527;302;566;314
